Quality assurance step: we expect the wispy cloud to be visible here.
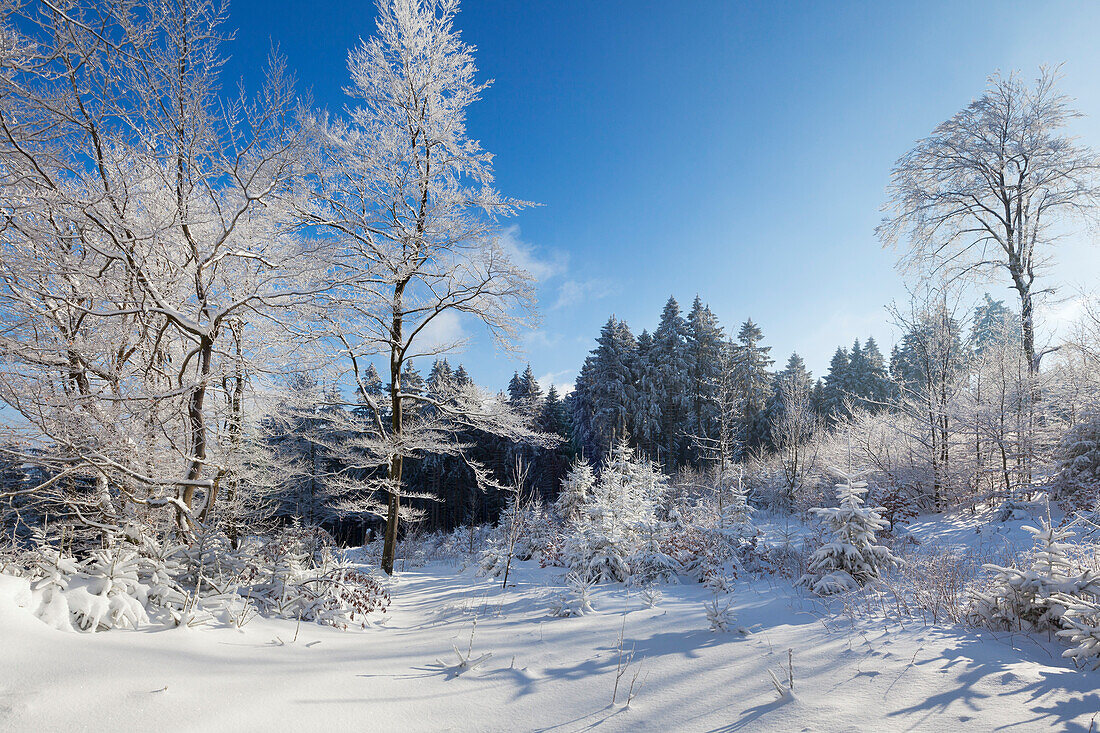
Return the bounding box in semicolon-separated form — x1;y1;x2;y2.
537;369;575;395
553;278;620;310
410;310;468;357
497;225;568;282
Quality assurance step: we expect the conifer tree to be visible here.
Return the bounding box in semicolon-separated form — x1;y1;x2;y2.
734;319;774;450
653;296;693;468
822;347;851;419
631;330;663;459
799;468;899;595
590;316;637;460
569;356;599;460
687;298;726;447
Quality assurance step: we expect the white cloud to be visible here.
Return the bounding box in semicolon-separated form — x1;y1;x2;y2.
553;278;620;310
523;330;564;350
497;225;568;282
411;310;469;356
537;369;575;395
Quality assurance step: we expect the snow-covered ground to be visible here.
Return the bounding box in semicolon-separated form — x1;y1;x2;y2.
2;513;1098;732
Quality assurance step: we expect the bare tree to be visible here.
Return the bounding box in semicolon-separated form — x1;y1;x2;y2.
772;374;821;509
879;68;1100;380
888;289;968;509
0;0;321;534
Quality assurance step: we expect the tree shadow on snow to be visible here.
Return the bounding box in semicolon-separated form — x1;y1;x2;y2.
884;631;1098;731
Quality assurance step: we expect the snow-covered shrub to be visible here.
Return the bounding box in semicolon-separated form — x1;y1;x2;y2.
720;478;757;541
564;440;668;583
798;468;899;596
477;541;512;579
639;586;662;609
968;519;1089;632
479;496;560;580
555;458;596;522
513;499;557;563
1053;411;1100;509
244;526;390;628
8;523;389;632
547;572;596;617
1057;589;1100;670
627;520;680;585
704;593;745;634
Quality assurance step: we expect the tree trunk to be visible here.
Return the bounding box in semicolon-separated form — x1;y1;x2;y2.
180;334;213;531
381;289;406;575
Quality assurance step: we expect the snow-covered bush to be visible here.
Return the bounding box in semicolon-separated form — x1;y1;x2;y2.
1057;589;1100;670
478;497;560;579
564;440;669;583
639;586;662;609
555;458;596;522
547;572;596;617
628;520;680;585
799;468;899;596
968;519;1089;632
477;541;512;579
6;523;389;632
704;593;745;633
1053;412;1100;509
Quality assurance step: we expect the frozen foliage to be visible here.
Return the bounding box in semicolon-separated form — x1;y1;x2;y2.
479;498;560;579
704;593;745;634
1056;591;1100;670
555;459;596;522
563;441;673;583
547;572;596;617
6;524;389;632
638;586;663;609
799;468;899;596
968;519;1095;633
1053;412;1100;508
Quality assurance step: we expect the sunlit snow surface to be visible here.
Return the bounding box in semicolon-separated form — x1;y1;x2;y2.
2;511;1098;732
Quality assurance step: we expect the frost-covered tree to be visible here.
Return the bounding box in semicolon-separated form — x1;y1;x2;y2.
508;364;543;416
799;468;899;595
1052;413;1100;507
631;331;663;459
686;298;726;448
733;319;773;450
880;69;1100;495
568;356;599;460
0;0;320;533
889;291;968;508
588;316;637;459
564;439;668;583
822;348;851;420
970;519;1091;632
771;367;821;509
880;68;1100;383
652;296;692;468
310;0;546;574
555;458;596;523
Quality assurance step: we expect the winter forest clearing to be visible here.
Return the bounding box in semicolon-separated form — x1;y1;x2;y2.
4;0;1100;730
3;513;1099;732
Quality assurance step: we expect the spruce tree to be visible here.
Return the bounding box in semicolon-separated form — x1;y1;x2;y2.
687;297;726;447
652;296;692;468
631;330;663;459
799;468;899;595
823;347;850;419
590;316;637;460
733;319;773;450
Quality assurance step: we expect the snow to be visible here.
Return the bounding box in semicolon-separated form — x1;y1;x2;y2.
3;516;1099;733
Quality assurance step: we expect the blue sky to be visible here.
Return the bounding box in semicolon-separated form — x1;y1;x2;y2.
224;0;1100;391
